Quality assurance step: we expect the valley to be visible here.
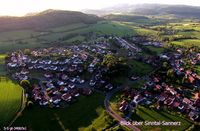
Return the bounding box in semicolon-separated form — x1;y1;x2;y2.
0;4;200;131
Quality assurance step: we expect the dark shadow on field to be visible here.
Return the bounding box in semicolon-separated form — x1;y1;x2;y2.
12;93;104;131
131;112;144;121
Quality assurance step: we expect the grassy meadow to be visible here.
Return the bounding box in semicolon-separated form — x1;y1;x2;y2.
131;106;192;131
128;59;154;76
13;93;115;131
0;21;137;53
0;78;23;127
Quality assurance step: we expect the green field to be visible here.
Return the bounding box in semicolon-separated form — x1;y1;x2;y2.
146;46;165;54
13;93;115;131
0;77;23;127
195;65;200;75
171;39;200;48
0;21;138;53
128;59;154;76
90;21;136;36
129;79;146;89
131;106;192;131
49;23;88;32
0;30;39;42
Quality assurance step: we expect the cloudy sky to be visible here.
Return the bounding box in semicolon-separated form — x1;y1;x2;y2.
0;0;200;16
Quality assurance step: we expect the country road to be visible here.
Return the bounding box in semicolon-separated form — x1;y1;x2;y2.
104;69;158;131
104;86;140;131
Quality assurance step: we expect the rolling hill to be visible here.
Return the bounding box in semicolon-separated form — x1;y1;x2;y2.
0;9;101;32
84;4;200;19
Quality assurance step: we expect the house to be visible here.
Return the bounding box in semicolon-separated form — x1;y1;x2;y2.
166;87;177;95
61;93;72;102
39;98;49;106
164;97;175;105
68;84;75;89
82;88;92;96
44;73;53;78
61;74;69;80
155;85;162;90
119;100;129;112
188;111;199;121
105;84;113;90
89;79;96;86
159;54;170;60
131;76;139;81
173;102;180;108
188;76;195;83
133;94;145;104
60;86;68;92
158;93;168;101
51;95;61;104
183;98;193;105
7;63;17;68
178;104;185;110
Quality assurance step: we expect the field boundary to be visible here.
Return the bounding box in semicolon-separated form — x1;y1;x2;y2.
8;88;26;127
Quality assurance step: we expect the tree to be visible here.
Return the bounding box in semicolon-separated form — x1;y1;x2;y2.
102;54;119;69
24;49;31;55
20;80;31;88
167;69;175;78
27;100;34;109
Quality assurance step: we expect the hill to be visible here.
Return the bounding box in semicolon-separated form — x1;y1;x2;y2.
84;4;200;19
0;9;101;32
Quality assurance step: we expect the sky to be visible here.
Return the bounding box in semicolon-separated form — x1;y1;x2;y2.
0;0;200;16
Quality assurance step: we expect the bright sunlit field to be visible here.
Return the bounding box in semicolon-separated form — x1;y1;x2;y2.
0;78;23;127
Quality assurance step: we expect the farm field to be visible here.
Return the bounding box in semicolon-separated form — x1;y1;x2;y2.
131;106;192;131
171;39;200;48
90;21;136;36
0;77;23;127
0;30;39;42
0;21;138;53
13;93;114;131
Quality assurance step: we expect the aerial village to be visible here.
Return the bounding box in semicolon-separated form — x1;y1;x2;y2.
5;36;200;123
118;48;200;122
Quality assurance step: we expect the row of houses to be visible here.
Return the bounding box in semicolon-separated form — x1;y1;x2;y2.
6;41;118;107
119;48;200;122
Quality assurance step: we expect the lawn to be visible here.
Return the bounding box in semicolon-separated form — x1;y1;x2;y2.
129;79;145;89
0;40;51;53
171;39;200;48
90;21;136;36
128;59;154;76
131;106;192;131
0;30;38;42
49;23;88;32
13;93;113;131
65;35;85;43
0;77;23;127
121;22;158;37
145;46;165;55
38;27;90;42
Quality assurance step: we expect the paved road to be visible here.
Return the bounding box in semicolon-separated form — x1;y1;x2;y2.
104;86;140;131
9;89;26;127
116;37;141;52
104;71;157;131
